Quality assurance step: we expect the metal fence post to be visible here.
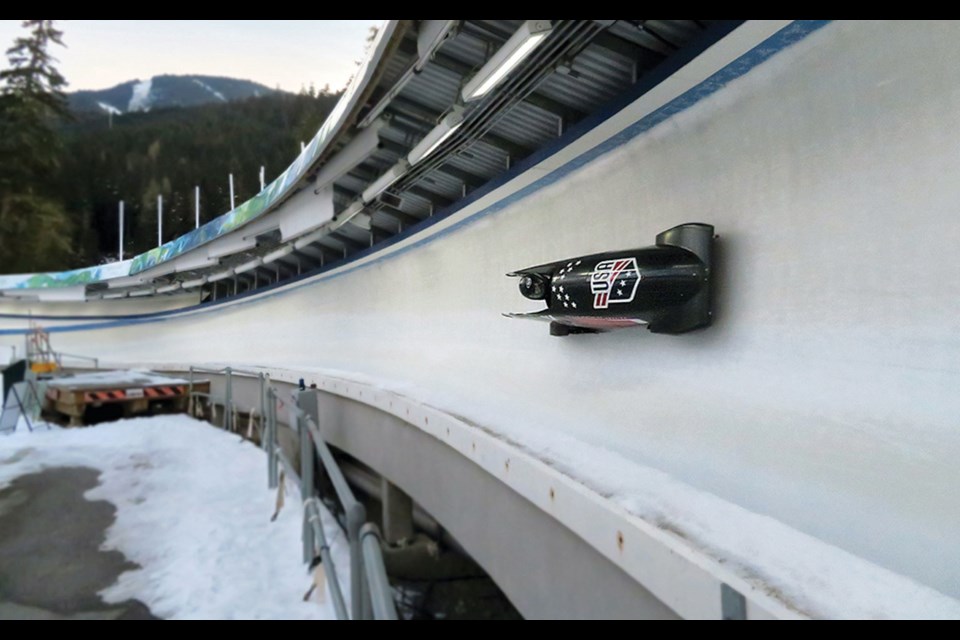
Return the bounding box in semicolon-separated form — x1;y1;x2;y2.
266;387;277;489
258;373;266;445
347;502;367;620
297;407;315;564
360;524;397;620
188;365;195;416
361;564;372;621
297;390;319;565
305;498;348;620
224;366;233;431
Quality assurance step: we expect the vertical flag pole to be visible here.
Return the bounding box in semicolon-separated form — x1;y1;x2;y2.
157;194;163;247
229;173;235;210
259;166;265;192
119;200;124;261
195;186;200;229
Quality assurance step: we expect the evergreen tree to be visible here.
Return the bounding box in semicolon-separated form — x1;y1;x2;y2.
0;20;73;273
1;20;68;110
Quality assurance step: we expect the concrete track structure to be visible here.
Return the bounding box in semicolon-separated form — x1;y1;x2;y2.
1;21;959;618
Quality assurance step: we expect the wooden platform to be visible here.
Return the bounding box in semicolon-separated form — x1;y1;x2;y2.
42;370;210;426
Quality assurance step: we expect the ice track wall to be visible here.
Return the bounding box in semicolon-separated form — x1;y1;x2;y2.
3;21;960;614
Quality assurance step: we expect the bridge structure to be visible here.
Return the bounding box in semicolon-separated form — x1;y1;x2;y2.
1;20;959;618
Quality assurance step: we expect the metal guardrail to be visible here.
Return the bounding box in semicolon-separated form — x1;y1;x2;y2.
305;497;349;620
187;366;397;620
57;352;100;368
360;523;396;620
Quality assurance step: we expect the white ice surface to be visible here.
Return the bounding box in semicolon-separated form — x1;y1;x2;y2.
261;364;960;620
4;21;960;618
0;415;349;619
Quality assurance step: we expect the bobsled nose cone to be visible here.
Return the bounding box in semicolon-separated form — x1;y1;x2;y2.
518;273;548;300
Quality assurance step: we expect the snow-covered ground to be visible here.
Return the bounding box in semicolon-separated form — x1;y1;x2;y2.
191;78;227;102
128;78;153;112
45;369;189;388
0;416;349;620
98;101;122;116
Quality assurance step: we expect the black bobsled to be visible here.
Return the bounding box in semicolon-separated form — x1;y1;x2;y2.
505;223;714;336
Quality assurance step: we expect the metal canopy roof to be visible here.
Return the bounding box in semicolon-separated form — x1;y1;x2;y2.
98;20;722;301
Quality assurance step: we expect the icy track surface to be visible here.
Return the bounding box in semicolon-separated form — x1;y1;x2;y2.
0;416;348;620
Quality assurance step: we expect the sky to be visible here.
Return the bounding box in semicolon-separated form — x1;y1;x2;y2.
0;20;382;93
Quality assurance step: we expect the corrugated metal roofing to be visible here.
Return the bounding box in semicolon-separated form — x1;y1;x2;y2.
400;64;461;115
142;19;722;297
487;100;558;150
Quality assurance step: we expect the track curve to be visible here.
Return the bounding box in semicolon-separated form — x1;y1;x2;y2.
2;21;959;616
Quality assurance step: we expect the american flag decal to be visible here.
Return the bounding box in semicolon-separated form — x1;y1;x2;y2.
590;258;641;309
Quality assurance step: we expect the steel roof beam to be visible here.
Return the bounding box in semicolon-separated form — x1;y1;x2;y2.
405;186;453;210
376;204;423;227
591;29;662;61
521;92;586;124
429;50;585;123
329;230;368;252
388;96;534;158
434;163;487;189
459;20;513;44
374;139;487;189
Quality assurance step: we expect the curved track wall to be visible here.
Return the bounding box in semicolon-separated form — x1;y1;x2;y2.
3;21;959;613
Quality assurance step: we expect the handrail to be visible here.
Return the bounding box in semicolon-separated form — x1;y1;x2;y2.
279;390;362;618
306;497;349;620
360;523;397;620
187;367;396;620
56;351;100;367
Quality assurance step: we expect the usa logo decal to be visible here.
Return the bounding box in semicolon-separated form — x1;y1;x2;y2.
590;258;640;309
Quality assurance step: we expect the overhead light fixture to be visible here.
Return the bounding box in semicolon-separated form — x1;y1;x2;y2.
349;212;372;231
361;160;410;203
234;258;263;274
181;277;207;289
332;200;365;229
156;283;182;294
263;244;295;264
408;108;465;166
207;269;235;283
462;20;553;101
294;227;329;250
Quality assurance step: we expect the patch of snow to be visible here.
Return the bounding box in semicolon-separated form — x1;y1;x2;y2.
128;78;153;112
0;415;349;619
97;101;122;116
45;369;189;389
191;78;227;102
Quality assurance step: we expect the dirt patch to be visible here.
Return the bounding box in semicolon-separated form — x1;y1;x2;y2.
0;466;158;620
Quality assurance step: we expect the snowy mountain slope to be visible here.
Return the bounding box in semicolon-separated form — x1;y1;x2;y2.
69;75;280;114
